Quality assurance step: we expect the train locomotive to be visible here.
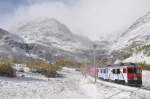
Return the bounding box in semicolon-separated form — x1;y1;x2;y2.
87;63;142;87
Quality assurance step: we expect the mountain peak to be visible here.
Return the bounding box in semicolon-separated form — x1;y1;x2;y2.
12;18;72;35
10;18;92;52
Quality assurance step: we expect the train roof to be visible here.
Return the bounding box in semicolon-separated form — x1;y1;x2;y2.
108;63;137;67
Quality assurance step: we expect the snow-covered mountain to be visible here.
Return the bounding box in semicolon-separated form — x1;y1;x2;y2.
110;12;150;64
0;18;96;62
0;28;46;62
11;18;92;52
113;12;150;50
0;28;26;57
4;13;150;64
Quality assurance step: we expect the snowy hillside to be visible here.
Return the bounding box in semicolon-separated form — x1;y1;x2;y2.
0;28;27;57
0;28;49;61
0;18;96;62
11;18;92;52
109;12;150;64
113;12;150;50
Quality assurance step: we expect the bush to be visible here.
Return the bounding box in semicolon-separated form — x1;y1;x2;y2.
26;59;82;78
27;63;60;78
38;64;58;78
0;63;16;77
55;59;82;68
0;58;61;78
138;63;150;70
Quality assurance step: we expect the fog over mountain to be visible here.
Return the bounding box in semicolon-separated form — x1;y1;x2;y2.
1;0;150;40
0;18;94;63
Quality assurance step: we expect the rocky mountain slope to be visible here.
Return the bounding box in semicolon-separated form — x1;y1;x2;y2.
0;28;45;62
11;18;92;52
0;28;26;58
113;12;150;50
111;12;150;64
0;18;96;63
3;12;150;65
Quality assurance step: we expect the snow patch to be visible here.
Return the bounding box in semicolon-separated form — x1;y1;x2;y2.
123;52;150;64
0;67;150;99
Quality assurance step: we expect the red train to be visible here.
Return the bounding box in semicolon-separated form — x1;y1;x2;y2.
87;63;142;87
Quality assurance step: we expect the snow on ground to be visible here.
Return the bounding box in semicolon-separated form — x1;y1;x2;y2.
143;70;150;87
0;67;150;99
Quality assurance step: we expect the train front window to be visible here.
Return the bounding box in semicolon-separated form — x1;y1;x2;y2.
128;68;134;73
128;68;141;74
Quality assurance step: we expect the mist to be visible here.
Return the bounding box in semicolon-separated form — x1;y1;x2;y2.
1;0;150;40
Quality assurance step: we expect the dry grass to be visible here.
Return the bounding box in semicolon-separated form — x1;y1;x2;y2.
0;58;83;78
27;63;61;78
0;63;16;77
138;63;150;70
55;59;82;68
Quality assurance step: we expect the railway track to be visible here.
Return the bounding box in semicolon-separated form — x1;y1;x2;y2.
88;75;150;91
98;77;150;91
140;86;150;91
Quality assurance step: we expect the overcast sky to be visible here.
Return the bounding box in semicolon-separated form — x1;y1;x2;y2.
0;0;150;40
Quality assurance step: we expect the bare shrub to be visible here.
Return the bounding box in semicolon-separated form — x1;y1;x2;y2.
0;63;16;77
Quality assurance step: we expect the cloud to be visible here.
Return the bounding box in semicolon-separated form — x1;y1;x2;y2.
1;0;150;40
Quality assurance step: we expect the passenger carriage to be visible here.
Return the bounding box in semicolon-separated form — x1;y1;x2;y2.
98;68;109;80
97;63;142;86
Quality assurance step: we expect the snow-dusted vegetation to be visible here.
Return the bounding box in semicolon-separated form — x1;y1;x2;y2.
0;63;16;77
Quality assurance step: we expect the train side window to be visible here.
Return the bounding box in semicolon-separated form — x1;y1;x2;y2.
117;69;120;74
105;69;107;73
106;69;108;73
102;69;104;73
104;69;105;73
112;69;115;73
123;68;126;73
